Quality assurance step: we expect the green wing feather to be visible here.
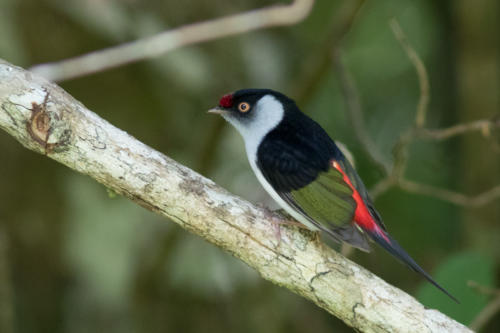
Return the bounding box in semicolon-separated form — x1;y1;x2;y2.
280;163;371;251
288;167;355;227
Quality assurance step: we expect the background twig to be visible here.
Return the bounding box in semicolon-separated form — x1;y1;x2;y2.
333;50;391;175
389;19;430;128
334;18;500;207
29;0;314;82
468;281;500;331
418;118;500;141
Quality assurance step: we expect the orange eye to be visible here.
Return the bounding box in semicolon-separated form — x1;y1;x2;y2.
238;102;250;113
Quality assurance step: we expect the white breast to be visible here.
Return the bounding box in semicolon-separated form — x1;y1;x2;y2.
223;94;319;231
247;157;319;231
246;95;319;230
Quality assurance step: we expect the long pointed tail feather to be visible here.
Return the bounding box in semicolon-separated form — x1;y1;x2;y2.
367;229;459;303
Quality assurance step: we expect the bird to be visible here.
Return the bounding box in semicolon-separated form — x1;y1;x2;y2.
208;88;458;302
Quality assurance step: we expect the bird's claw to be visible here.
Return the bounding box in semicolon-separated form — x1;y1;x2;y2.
264;210;308;247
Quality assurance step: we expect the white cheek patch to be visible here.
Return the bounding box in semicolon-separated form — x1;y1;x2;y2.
230;95;284;160
221;95;317;230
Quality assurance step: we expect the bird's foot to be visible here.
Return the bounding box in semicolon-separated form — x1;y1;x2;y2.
257;204;310;245
265;210;308;246
341;243;355;257
270;208;293;219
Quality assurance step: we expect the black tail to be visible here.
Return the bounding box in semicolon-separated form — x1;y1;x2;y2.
368;230;459;303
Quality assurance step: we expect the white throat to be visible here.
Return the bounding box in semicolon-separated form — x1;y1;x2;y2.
222;93;319;231
222;94;284;162
224;95;318;230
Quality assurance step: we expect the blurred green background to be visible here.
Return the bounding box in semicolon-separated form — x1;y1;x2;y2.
0;0;499;332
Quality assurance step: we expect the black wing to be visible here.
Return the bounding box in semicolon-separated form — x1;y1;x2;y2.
257;108;372;250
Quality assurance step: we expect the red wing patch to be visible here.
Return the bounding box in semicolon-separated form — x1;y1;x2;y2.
331;161;389;243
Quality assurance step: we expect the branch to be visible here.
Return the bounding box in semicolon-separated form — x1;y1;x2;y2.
468;281;500;331
29;0;314;82
292;0;366;104
389;19;430;128
470;295;500;332
418;118;500;141
333;50;391;175
0;60;471;333
468;281;500;297
335;18;500;207
399;179;500;208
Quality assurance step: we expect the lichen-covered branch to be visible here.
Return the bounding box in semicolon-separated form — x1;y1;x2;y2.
0;59;470;333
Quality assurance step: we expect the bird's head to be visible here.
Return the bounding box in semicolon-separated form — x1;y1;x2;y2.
208;89;293;145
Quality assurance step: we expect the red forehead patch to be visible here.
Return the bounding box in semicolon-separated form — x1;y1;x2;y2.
219;94;233;108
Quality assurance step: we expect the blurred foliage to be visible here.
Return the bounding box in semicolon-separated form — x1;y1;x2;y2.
417;251;495;324
0;0;499;332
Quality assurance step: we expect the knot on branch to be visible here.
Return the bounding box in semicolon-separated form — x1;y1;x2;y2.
26;94;72;153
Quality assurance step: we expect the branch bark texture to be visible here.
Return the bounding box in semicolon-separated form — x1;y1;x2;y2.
0;59;471;333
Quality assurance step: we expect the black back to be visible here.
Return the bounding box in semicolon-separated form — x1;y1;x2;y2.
255;91;345;192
